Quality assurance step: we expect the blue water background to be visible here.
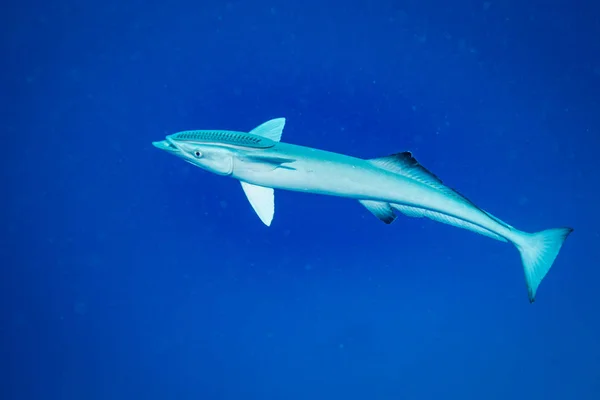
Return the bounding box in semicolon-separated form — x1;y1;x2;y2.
2;1;599;399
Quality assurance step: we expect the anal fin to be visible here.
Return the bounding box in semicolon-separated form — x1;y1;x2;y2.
391;204;507;242
359;200;397;224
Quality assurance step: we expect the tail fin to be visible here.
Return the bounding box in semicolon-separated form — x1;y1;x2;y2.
514;227;573;303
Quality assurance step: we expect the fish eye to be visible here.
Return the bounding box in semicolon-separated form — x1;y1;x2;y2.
194;151;202;158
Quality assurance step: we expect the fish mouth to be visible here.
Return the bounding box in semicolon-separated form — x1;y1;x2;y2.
152;139;180;152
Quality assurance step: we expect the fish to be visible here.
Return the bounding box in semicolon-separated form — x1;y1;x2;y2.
153;117;573;303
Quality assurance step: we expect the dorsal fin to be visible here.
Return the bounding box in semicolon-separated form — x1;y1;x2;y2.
369;152;477;208
249;118;286;142
369;152;443;185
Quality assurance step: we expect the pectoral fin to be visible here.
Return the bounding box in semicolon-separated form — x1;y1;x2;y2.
249;118;286;142
240;181;275;226
242;154;296;170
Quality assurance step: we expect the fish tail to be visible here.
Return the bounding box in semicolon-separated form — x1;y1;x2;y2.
512;227;573;303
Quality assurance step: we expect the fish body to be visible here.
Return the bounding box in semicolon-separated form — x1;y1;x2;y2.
153;118;573;302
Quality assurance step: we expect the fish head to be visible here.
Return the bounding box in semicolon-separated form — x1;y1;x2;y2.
152;136;234;176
